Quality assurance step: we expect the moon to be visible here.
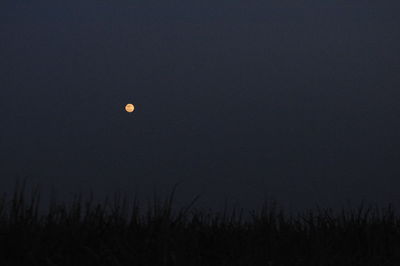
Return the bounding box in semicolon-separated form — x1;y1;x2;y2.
125;103;135;113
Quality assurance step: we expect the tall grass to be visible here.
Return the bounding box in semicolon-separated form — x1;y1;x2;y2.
0;180;400;265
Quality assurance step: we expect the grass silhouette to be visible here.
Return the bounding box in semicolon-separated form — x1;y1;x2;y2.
0;179;400;265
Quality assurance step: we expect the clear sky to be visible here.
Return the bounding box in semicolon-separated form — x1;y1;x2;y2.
1;1;400;211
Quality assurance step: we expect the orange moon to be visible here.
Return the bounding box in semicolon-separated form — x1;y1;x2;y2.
125;104;135;113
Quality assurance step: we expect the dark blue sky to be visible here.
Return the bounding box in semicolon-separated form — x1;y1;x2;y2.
1;1;400;210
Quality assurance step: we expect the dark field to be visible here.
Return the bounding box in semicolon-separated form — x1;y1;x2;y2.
1;181;400;266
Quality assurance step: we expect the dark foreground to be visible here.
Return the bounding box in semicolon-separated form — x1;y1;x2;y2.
1;182;400;266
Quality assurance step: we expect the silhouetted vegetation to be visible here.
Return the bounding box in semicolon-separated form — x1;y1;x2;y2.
1;180;400;265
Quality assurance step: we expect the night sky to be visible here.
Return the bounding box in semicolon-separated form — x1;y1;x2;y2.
1;1;400;211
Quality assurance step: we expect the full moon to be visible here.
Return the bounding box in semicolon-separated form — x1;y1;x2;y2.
125;103;135;113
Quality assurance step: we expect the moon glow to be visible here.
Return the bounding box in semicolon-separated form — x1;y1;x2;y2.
125;104;135;113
